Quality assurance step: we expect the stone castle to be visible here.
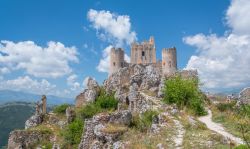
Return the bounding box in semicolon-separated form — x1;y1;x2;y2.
110;36;177;76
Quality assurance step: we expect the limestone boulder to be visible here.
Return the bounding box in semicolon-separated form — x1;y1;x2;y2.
8;130;51;149
238;87;250;105
75;77;100;107
25;114;43;129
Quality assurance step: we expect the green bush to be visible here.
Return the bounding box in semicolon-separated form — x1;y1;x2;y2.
78;88;118;120
216;102;236;112
62;119;83;145
78;103;101;119
95;89;118;110
53;104;70;114
163;75;206;116
130;110;158;132
234;144;249;149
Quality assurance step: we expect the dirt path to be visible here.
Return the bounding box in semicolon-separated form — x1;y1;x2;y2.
198;109;244;145
172;119;185;149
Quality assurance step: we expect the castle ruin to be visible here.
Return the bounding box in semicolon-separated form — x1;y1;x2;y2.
110;36;177;76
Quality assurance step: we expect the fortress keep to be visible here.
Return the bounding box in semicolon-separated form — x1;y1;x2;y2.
110;36;178;76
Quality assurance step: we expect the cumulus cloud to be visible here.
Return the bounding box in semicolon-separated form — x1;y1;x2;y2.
0;40;78;78
87;9;135;73
87;9;137;47
0;76;56;95
183;0;250;91
67;74;81;91
226;0;250;35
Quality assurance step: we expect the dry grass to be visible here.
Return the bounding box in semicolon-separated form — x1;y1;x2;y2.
101;124;128;134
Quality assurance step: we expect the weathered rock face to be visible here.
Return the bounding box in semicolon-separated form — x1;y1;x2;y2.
104;64;162;102
8;130;51;149
66;107;76;124
25;114;43;129
78;110;132;149
239;87;250;105
75;77;100;107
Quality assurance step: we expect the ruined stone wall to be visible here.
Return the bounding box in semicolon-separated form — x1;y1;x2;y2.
179;69;198;80
162;47;177;76
130;36;156;64
110;47;125;75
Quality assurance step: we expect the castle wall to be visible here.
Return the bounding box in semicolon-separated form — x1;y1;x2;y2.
162;47;177;76
131;36;156;64
110;47;125;75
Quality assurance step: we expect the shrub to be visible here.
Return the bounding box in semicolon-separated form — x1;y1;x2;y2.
216;102;236;112
95;88;118;110
234;144;249;149
77;88;118;120
163;75;206;116
130;110;158;132
78;103;101;119
62;119;84;145
53;104;70;114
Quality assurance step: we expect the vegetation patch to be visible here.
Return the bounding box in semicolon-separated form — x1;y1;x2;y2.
53;104;70;114
130;110;158;132
101;124;127;134
61;119;83;145
163;75;207;116
212;103;250;148
77;87;118;120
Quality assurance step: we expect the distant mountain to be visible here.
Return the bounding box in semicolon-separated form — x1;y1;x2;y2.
0;102;35;148
0;90;74;105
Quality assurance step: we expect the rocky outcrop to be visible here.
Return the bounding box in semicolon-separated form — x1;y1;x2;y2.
66;107;76;124
25;114;43;129
75;77;100;107
78;110;132;149
8;130;51;149
238;87;250;105
104;64;162;102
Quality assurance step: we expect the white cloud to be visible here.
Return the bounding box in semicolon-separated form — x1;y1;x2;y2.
0;67;10;75
96;45;112;73
0;76;56;95
0;41;78;78
67;74;81;91
226;0;250;35
183;0;250;91
87;9;134;73
87;9;137;47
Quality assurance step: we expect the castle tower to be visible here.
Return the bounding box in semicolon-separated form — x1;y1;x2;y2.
110;47;125;75
162;47;177;76
131;36;156;64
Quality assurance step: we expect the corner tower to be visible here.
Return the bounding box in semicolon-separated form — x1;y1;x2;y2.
110;47;125;75
162;47;177;76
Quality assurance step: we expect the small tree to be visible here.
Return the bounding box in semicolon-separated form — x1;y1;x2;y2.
163;75;206;116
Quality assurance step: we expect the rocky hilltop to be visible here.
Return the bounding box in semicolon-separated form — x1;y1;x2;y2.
7;64;249;149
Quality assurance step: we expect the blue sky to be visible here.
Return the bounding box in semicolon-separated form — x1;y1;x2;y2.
1;0;250;98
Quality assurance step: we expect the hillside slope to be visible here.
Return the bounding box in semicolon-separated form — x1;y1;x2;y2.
0;102;35;148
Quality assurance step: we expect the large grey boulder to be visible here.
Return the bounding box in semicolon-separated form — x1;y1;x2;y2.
25;114;43;129
8;130;51;149
238;87;250;105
